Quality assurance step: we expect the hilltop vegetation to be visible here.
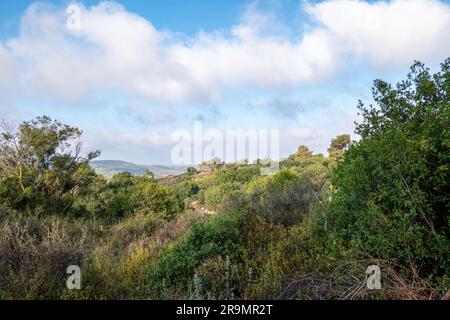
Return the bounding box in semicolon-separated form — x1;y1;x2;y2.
0;60;449;300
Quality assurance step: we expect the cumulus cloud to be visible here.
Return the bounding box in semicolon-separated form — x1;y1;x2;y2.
0;43;17;90
0;0;449;104
285;126;318;140
305;0;450;67
276;125;325;157
83;129;173;162
88;127;173;149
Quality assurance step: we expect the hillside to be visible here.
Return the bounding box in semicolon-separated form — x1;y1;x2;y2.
90;160;189;178
0;60;448;300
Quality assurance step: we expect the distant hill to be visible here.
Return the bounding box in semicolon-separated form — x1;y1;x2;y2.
90;160;189;178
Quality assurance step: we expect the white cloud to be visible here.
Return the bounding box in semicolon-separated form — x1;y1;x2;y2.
0;0;449;104
0;43;17;90
306;0;450;67
83;128;173;162
87;130;171;149
278;125;325;157
286;126;318;140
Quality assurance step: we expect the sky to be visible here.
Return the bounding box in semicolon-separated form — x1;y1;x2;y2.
0;0;449;165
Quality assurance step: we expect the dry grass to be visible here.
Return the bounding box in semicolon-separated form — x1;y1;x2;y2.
277;259;439;300
0;213;97;299
0;207;211;299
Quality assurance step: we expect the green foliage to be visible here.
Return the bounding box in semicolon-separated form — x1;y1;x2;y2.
213;164;260;184
131;176;184;219
147;211;244;297
242;213;339;299
328;134;351;158
325;59;450;276
248;168;326;226
194;256;241;299
187;166;198;176
196;164;261;210
289;145;313;162
99;173;135;221
0;213;97;299
175;180;200;198
281;147;328;170
77;172;185;222
0;116;99;216
204;182;243;210
1;59;448;300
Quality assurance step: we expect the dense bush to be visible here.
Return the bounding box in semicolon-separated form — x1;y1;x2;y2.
193;256;242;299
195;164;261;210
131;177;184;219
213;165;261;184
324;59;450;279
147;211;245;297
175;180;200;199
203;182;243;210
0;214;97;299
247;169;325;226
71;212;202;300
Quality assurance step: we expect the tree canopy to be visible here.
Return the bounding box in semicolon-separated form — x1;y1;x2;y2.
0;116;99;215
325;59;450;275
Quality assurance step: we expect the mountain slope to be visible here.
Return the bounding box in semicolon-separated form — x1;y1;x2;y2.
90;160;188;178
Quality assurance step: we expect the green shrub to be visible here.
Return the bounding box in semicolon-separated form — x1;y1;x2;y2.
213;165;260;184
175;180;200;198
204;182;243;210
147;211;245;297
193;256;242;299
248;169;324;226
131;179;184;219
0;214;97;299
325;59;450;279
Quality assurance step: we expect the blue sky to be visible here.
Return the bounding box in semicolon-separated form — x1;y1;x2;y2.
0;0;449;165
0;0;246;37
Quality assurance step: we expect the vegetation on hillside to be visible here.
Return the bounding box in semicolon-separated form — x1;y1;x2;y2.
0;59;448;300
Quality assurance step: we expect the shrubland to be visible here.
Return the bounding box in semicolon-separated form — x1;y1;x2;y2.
0;59;448;299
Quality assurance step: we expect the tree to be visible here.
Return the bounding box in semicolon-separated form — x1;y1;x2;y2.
289;145;313;162
0;116;99;215
131;175;184;219
93;172;135;221
248;168;323;226
187;166;198;176
327;134;351;158
145;170;155;179
325;59;450;276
